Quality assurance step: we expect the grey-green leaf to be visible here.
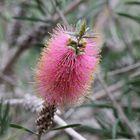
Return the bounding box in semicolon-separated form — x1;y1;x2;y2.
118;13;140;24
125;1;140;5
10;123;37;135
51;124;81;131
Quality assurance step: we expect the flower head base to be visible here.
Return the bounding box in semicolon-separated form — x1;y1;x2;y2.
67;38;86;55
35;23;100;106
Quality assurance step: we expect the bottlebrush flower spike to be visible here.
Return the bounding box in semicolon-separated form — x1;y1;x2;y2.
35;22;100;106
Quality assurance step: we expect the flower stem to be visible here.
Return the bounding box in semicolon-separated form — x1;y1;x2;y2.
37;134;41;140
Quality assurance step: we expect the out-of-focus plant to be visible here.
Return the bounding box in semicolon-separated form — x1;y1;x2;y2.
0;0;140;140
0;101;10;136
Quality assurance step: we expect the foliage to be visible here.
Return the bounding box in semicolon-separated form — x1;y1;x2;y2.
0;101;10;136
0;0;140;140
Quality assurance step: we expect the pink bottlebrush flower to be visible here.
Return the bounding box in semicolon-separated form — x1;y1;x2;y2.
35;24;100;106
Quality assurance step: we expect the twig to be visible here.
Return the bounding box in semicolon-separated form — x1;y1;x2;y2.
0;72;16;86
1;0;86;77
7;2;27;46
51;0;69;27
107;62;140;77
130;69;140;78
91;81;123;101
3;94;87;140
96;74;139;140
2;23;51;75
54;115;87;140
53;0;86;21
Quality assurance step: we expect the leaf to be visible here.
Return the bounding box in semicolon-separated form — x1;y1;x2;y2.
112;118;120;139
128;76;140;93
80;125;111;136
78;102;113;109
34;0;46;15
117;13;140;24
101;43;128;72
65;31;78;37
3;103;10;121
13;16;51;24
127;93;133;120
0;101;11;136
125;1;140;5
83;36;97;38
128;76;140;87
10;123;37;135
0;101;2;121
85;27;90;32
22;3;38;9
79;20;86;37
76;20;82;31
132;39;140;46
79;125;132;138
51;124;81;131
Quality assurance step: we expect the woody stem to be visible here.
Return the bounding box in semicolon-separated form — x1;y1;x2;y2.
37;134;41;140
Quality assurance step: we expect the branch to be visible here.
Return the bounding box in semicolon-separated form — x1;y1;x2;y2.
107;62;140;77
54;115;87;140
96;74;139;140
53;0;86;21
0;72;16;86
6;2;27;46
52;0;69;27
2;23;50;75
1;0;86;77
91;81;123;101
3;94;87;140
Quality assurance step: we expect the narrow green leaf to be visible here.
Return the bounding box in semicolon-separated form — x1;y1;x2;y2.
125;1;140;5
13;16;51;24
10;123;37;135
0;102;10;136
3;103;10;120
76;20;82;31
79;125;132;138
127;93;133;120
80;125;110;135
118;13;140;24
129;76;140;87
83;36;97;38
0;101;2;121
128;76;140;94
34;0;46;15
112;118;120;139
78;102;113;109
65;31;78;36
22;3;38;9
51;124;81;131
79;20;86;37
2;103;10;132
85;27;90;32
